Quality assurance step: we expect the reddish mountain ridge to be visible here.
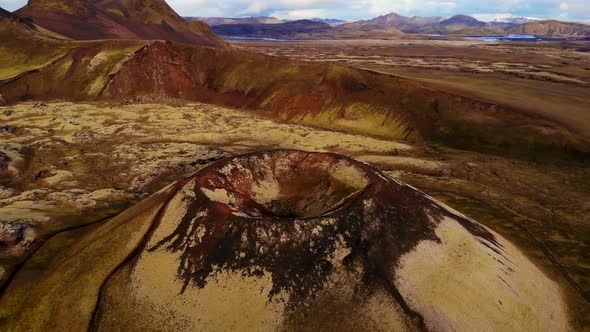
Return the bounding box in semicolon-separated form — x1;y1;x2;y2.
15;0;225;47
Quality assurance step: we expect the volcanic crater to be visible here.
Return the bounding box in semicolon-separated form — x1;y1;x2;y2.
197;150;370;218
100;150;569;330
0;150;572;331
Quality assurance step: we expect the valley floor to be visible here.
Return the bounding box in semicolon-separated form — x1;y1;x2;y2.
0;101;588;326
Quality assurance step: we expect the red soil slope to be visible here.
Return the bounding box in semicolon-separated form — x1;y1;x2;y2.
15;0;225;47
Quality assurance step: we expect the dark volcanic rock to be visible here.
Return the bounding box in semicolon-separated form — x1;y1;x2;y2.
0;151;11;172
0;125;15;133
0;221;36;262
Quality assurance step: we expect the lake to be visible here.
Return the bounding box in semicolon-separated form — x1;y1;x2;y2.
465;34;586;42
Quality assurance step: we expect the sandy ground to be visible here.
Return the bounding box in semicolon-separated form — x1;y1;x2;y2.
0;100;588;326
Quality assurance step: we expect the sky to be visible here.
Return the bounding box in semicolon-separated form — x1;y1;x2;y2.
1;0;589;22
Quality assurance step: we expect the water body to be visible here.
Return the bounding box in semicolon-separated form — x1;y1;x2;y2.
220;36;301;42
465;34;586;42
221;34;588;43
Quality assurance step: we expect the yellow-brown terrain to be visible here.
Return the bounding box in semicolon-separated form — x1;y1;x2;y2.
0;1;589;330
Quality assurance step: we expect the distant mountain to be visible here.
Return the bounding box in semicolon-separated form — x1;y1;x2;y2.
490;16;538;24
309;18;348;26
213;20;333;38
439;15;486;31
341;12;499;36
507;20;590;37
487;22;517;28
16;0;226;47
187;16;283;26
484;16;537;28
340;12;444;33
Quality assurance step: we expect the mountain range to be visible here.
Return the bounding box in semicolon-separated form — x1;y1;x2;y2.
187;16;347;27
202;12;589;38
212;19;333;38
186;16;283;26
339;12;445;32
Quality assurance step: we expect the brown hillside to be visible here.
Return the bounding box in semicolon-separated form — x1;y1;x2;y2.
0;7;74;82
507;20;590;37
15;0;226;47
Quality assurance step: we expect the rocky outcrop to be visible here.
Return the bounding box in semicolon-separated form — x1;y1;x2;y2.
0;152;10;173
0;222;35;260
0;150;570;330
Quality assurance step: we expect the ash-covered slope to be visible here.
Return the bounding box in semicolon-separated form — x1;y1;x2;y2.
15;0;225;47
0;150;570;330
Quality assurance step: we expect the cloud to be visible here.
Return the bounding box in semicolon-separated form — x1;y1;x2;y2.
1;0;589;21
472;13;539;21
240;0;269;14
559;2;568;11
271;8;326;20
